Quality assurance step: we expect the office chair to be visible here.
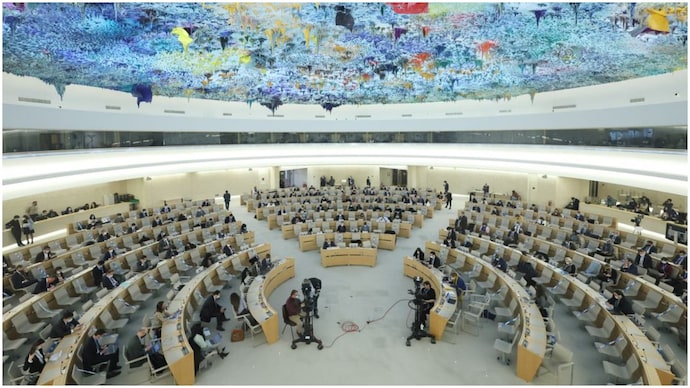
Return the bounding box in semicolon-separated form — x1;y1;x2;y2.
281;304;296;340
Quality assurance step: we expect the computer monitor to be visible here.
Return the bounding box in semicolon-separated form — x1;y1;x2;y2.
665;223;688;245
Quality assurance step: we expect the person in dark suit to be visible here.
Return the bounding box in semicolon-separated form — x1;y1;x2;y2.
649;259;674;285
50;311;81;338
336;222;346;233
102;269;119;289
455;213;468;234
634;248;653;269
492;254;508;273
222;243;235;257
561;257;576;275
427;252;441;269
126;327;168;369
135;256;151;272
620;257;639;275
32;275;58;294
34;246;56;263
7;215;24;246
201;253;215;268
23;339;47;382
10;265;37;290
223;190;231;210
672;250;687;270
96;229;111;242
418;281;436;318
606;290;633;315
82;329;121;378
442;237;456;249
126;223;138;234
322;238;335;250
641;240;658;255
200;290;227;331
92;261;106;286
101;247;118;261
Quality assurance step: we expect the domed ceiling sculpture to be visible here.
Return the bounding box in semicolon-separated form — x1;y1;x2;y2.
2;2;687;113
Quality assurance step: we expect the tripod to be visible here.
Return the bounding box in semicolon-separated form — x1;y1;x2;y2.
291;306;323;350
406;300;436;346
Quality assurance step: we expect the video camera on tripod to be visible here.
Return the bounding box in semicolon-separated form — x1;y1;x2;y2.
301;278;320;313
408;276;424;305
631;214;644;227
291;278;324;350
406;276;436;346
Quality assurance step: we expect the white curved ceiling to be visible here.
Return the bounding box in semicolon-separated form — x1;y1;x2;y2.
2;70;688;132
2;144;687;200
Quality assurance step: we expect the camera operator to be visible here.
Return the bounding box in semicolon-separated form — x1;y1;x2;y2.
285;290;305;335
417;281;436;320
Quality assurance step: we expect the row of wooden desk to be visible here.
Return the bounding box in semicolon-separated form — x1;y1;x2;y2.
3;222;252;298
12;232;256;385
424;241;546;382
321;247;377;268
162;243;275;385
438;226;687;337
298;232;396;251
37;272;149;385
3;202;131;250
428;235;676;385
402;257;457;341
261;208;426;226
279;220;410;240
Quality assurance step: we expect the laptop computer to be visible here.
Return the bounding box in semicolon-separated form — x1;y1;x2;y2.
150;339;162;353
208;333;223;345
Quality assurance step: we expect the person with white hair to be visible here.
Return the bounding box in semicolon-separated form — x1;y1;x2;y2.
561;257;576;275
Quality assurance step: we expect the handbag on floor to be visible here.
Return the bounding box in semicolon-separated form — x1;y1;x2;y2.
231;329;244;342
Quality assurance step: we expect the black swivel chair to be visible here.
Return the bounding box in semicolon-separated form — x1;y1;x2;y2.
281;304;296;340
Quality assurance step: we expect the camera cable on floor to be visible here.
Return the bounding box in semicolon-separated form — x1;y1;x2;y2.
322;298;411;348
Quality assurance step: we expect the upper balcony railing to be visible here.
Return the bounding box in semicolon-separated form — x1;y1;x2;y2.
3;126;687;154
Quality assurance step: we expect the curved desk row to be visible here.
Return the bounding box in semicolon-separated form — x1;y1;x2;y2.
4;217;250;295
321;248;377;268
402;257;457;341
298;232;393;252
433;237;674;385
34;237;260;385
163;242;273;385
265;209;425;229
4;201;222;264
37;272;149;385
3;202;131;250
280;220;411;240
426;241;547;382
246;258;296;344
437;227;687;336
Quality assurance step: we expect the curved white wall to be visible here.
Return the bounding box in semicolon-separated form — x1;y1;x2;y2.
2;70;687;131
2;144;686;201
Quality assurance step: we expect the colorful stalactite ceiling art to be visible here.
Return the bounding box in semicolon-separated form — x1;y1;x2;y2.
2;2;687;112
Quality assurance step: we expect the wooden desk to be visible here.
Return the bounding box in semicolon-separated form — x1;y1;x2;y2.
3;203;131;249
298;232;380;252
246;258;295;344
163;243;272;384
402;257;456;340
434;244;546;382
526;257;672;385
37;273;147;385
320;248;377;268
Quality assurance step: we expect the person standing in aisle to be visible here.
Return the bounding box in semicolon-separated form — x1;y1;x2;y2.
7;215;24;246
443;180;449;194
445;191;452;209
223;190;231;210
